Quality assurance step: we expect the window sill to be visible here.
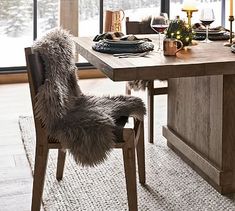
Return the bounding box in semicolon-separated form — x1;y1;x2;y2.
0;69;105;84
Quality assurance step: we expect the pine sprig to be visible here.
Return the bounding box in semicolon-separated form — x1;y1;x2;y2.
166;19;193;46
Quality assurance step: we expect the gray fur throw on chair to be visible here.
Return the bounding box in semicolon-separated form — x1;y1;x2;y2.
127;80;149;91
32;28;146;166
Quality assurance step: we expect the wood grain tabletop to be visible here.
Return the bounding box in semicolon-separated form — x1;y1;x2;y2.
73;35;235;81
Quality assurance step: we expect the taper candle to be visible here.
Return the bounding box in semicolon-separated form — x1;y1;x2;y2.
182;0;197;11
230;0;233;16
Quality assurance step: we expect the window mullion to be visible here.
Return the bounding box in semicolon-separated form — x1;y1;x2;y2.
161;0;170;18
33;0;37;40
99;0;103;34
221;0;225;26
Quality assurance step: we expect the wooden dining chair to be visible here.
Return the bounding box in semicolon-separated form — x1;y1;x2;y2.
25;39;145;210
126;17;168;144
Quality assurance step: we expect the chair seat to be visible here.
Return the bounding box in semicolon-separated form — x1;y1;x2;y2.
48;116;130;144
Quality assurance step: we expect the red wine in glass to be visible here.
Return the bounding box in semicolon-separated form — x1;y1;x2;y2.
200;20;214;26
200;8;215;43
150;16;169;51
151;24;169;33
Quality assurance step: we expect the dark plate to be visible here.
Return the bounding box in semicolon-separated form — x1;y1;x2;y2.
103;39;145;45
193;32;230;41
193;29;225;35
231;44;235;53
92;40;154;54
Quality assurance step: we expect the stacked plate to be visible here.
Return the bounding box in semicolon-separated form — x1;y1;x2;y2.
92;38;154;54
193;29;230;41
103;39;145;46
231;44;235;53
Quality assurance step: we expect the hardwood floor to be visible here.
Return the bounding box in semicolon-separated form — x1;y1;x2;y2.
0;83;32;211
0;79;166;210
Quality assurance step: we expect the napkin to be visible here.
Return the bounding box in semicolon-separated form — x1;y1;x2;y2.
93;32;152;42
93;32;124;41
192;23;229;32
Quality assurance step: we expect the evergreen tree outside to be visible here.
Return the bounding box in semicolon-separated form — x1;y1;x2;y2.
0;0;58;37
79;0;99;20
0;1;8;21
38;0;58;33
4;0;32;37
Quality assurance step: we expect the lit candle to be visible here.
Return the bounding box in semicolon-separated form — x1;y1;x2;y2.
230;0;233;16
182;0;197;11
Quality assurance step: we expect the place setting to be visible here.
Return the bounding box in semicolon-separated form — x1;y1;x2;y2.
192;8;230;42
92;31;154;56
92;14;171;58
189;3;235;54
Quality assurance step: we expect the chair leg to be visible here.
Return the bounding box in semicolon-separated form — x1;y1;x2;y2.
123;146;138;211
147;81;154;143
136;121;145;184
31;146;49;211
56;149;66;181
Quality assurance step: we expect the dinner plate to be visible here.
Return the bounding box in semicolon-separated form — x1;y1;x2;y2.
193;32;230;41
92;40;154;54
193;29;225;35
103;39;145;45
231;44;235;53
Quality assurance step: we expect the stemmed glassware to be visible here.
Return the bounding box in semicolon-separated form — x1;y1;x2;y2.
200;8;215;43
150;14;169;51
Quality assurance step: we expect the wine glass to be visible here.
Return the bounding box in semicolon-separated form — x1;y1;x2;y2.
200;8;215;43
150;15;169;51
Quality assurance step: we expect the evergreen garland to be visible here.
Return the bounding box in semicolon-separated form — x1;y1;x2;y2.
166;19;193;46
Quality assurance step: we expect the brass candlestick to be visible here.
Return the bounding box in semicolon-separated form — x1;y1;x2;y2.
182;9;198;27
224;15;234;47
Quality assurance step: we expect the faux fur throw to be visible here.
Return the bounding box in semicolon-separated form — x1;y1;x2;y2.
127;80;149;91
32;28;146;166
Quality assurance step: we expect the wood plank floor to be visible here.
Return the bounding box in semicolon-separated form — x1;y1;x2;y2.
0;78;166;210
0;83;33;211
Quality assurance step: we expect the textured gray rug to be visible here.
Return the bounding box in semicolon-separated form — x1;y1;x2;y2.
19;116;235;211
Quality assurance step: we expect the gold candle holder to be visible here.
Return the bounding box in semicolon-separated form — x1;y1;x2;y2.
224;15;234;47
182;9;198;27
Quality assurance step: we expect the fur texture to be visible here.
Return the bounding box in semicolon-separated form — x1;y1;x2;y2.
32;28;146;166
127;80;149;91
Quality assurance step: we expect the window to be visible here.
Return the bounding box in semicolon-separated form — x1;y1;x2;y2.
37;0;58;38
79;0;99;37
0;0;59;70
0;0;33;68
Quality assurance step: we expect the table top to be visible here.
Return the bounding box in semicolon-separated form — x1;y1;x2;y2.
73;35;235;81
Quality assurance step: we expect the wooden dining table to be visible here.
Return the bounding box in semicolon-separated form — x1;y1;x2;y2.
73;35;235;194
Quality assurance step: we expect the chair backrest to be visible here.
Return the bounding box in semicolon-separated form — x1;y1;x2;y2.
25;47;48;143
25;48;45;102
25;28;82;141
125;17;156;35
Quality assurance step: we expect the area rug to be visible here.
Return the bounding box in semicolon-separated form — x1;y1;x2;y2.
19;116;235;211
